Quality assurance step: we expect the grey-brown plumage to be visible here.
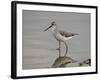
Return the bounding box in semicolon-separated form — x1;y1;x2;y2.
59;30;78;38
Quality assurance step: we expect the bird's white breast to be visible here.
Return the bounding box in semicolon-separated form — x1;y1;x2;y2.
51;25;56;31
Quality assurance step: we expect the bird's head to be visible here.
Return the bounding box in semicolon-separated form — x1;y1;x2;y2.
44;21;56;32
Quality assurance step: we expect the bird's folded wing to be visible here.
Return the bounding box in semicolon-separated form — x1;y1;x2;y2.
59;30;73;37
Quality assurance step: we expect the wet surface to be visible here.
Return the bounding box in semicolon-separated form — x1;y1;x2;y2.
22;10;91;69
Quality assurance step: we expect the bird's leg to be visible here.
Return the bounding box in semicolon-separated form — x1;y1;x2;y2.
64;42;68;56
59;40;61;57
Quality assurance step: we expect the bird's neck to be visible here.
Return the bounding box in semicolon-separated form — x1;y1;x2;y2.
51;25;57;31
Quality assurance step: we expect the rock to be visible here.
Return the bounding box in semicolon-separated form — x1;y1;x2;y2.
52;56;77;68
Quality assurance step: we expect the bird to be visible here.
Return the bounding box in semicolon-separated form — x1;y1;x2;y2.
44;21;78;57
52;56;77;68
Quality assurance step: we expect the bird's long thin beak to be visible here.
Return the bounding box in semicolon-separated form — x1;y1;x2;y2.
44;25;52;32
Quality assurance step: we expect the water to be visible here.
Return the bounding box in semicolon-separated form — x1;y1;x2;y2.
22;10;90;69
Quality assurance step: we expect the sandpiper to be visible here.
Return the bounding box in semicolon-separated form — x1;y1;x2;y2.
44;21;78;57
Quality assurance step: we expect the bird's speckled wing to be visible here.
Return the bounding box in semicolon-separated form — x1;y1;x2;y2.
59;30;78;37
59;30;74;37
